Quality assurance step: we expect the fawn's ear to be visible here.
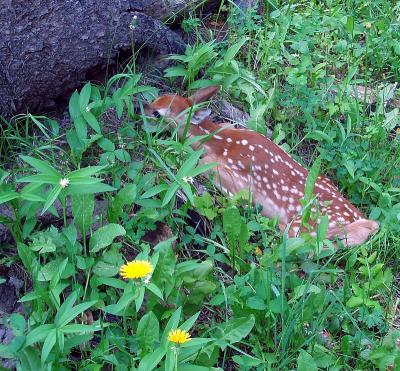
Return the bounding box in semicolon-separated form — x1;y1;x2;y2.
188;86;220;105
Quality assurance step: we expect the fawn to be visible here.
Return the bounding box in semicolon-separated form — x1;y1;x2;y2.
144;86;379;247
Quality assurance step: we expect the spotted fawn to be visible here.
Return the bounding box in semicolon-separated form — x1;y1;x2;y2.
144;86;379;247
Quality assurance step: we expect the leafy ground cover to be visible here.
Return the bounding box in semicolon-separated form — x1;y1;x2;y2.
0;1;399;370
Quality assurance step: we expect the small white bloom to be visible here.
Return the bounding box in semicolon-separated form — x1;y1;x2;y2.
143;275;151;284
133;15;137;19
182;176;194;184
85;106;90;112
129;24;135;30
59;178;70;188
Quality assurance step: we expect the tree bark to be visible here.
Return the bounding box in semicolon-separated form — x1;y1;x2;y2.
0;0;217;117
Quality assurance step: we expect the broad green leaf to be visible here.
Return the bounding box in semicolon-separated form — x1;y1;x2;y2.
115;149;131;162
317;214;329;241
135;286;145;312
57;300;97;328
344;160;355;178
98;137;115;151
164;66;188;78
93;276;126;289
68;166;105;180
108;184;137;222
224;37;247;66
187;162;216;178
345;16;355;34
18;347;42;371
176;150;203;178
18;291;42;303
304;157;321;202
73;116;88;141
69;90;80;120
92;261;119;277
0;190;19;204
19;155;60;177
25;324;56;346
180;311;200;332
305;130;333;144
71;193;94;236
79;82;92;110
181;181;195;205
67;182;115;195
138;347;166;371
41;185;62;215
17;242;40;275
223;206;243;248
141;184;169;199
293;284;321;299
160;307;182;348
346;296;364;308
61;324;102;333
103;287;135;315
218;315;255;345
247;296;267;310
82;110;101;133
136;312;160;354
18;174;60;184
41;328;57;364
146;283;163;300
161;183;179;206
69;177;103;185
297;349;317;371
89;223;126;253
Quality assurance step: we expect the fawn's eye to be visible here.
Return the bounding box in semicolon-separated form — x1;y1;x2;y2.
153;111;161;119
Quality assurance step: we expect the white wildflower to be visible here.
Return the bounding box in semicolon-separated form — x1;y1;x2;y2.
59;178;70;188
182;176;194;184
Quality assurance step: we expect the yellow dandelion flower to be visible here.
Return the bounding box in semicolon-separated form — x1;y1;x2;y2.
120;260;153;279
168;329;191;344
254;246;262;256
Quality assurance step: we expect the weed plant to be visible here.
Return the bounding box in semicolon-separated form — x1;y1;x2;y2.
0;1;399;370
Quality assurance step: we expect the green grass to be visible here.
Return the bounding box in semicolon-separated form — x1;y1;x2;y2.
1;1;399;370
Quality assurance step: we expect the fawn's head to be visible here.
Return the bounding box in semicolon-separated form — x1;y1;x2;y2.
144;86;220;126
